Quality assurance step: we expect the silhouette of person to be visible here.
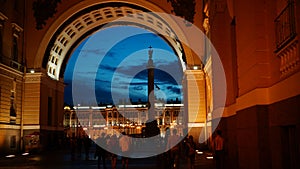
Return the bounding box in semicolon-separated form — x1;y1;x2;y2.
185;135;196;169
70;136;76;161
77;135;83;158
166;129;180;169
108;134;118;169
83;134;91;160
94;133;107;169
213;130;225;169
119;132;131;169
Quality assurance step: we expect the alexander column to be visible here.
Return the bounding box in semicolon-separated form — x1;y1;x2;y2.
147;46;155;121
145;46;159;137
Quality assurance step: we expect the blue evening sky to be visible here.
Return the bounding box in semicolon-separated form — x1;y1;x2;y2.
64;26;183;105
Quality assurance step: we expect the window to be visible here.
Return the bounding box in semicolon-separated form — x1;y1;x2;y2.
12;36;18;61
0;12;8;58
274;0;296;51
11;23;23;62
10;79;17;124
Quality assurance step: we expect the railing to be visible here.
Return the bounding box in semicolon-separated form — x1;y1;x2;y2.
275;1;296;51
0;54;24;72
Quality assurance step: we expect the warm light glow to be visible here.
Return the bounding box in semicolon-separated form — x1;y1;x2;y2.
5;155;15;158
73;106;90;109
22;152;29;156
91;106;106;109
30;69;35;73
197;151;203;154
93;124;106;128
165;103;184;107
206;156;214;159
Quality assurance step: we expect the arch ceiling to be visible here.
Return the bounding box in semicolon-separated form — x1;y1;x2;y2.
40;1;192;80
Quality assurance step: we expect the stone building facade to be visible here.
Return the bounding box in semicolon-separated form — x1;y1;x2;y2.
0;0;299;169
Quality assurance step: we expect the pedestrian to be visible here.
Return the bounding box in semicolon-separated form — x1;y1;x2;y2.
161;129;171;169
77;135;83;158
108;134;118;169
166;129;180;169
94;133;107;169
119;132;131;169
185;135;196;169
70;136;76;161
213;130;225;169
83;134;91;160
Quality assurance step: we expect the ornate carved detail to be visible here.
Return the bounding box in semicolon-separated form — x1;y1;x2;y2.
277;39;300;77
167;0;196;25
25;73;42;83
32;0;61;30
0;12;8;28
11;23;23;38
45;6;185;80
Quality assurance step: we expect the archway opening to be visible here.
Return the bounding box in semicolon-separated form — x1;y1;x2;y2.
63;25;185;144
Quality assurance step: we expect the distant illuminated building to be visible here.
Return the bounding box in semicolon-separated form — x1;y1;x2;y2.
63;101;184;139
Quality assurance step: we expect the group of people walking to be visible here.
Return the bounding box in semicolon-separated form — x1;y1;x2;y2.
162;129;197;169
68;128;224;169
93;129;198;169
94;132;130;169
69;133;92;161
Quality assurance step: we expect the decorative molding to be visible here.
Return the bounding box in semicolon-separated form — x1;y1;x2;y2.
277;39;300;77
0;124;21;129
221;71;300;118
23;125;40;130
203;18;210;34
11;23;23;38
202;2;210;34
167;0;196;25
11;23;23;32
0;12;8;28
0;64;24;77
0;12;8;21
25;73;43;83
32;0;62;30
45;5;184;80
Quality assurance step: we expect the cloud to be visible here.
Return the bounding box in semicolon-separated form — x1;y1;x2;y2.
79;49;106;55
166;85;182;95
133;85;144;91
64;26;184;105
99;64;117;72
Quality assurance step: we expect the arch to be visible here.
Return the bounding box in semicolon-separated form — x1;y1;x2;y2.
35;0;195;80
